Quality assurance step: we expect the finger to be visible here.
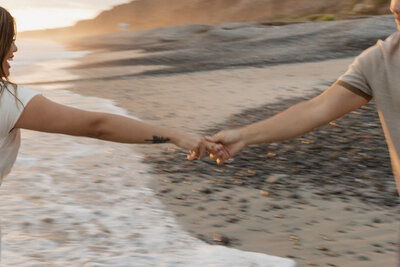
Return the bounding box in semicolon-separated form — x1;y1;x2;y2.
207;144;225;163
204;136;214;142
216;150;227;160
217;147;230;161
223;146;231;159
205;141;218;154
207;143;227;161
187;149;197;160
197;143;206;159
193;146;200;160
206;133;224;144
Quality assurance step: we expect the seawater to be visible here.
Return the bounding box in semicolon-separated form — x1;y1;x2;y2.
0;38;295;267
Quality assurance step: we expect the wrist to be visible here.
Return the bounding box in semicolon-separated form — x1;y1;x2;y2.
236;127;249;147
168;129;182;146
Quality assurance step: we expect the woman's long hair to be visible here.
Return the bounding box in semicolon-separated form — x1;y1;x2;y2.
0;6;18;100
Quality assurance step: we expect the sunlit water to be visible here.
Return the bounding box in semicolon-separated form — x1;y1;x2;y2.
0;38;295;266
0;0;134;31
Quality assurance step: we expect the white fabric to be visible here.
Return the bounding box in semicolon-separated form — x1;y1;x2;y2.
0;83;40;184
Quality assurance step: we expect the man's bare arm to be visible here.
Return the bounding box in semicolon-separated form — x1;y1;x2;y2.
209;84;370;159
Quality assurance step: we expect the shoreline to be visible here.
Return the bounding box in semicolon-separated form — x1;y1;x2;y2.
63;48;400;266
55;17;400;265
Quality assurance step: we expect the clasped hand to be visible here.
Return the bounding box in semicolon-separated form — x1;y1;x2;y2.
181;129;246;164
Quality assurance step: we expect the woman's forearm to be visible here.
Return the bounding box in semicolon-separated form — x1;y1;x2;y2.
89;112;180;145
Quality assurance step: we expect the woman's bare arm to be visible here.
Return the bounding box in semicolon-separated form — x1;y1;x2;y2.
15;95;221;157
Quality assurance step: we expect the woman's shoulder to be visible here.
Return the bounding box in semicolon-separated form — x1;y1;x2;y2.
1;83;40;108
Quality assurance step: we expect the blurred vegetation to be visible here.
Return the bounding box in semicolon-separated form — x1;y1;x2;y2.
373;0;391;8
279;0;391;23
349;0;390;15
307;14;336;22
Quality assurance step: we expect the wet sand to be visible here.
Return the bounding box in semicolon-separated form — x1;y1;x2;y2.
59;46;400;267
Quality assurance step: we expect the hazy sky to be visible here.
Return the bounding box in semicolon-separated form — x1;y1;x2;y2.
0;0;133;31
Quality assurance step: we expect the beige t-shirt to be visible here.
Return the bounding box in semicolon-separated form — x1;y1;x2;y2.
336;32;400;195
0;83;40;184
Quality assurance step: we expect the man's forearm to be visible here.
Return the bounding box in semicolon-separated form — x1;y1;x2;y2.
238;100;328;146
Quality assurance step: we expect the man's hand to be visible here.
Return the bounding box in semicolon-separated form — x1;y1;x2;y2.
205;129;247;162
172;131;228;160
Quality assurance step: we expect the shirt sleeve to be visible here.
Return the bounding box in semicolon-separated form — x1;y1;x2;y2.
335;42;383;101
0;84;40;136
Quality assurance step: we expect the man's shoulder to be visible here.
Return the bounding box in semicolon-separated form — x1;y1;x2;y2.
384;31;400;43
356;32;400;62
377;32;400;52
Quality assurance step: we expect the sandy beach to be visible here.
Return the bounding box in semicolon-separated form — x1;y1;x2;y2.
15;17;400;266
59;48;400;266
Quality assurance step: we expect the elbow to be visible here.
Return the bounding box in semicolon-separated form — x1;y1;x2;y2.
86;116;108;140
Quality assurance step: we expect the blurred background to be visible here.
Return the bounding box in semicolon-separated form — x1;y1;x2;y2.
0;1;398;267
5;0;391;38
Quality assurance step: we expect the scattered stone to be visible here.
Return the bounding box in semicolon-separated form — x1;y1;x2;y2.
200;188;213;194
372;217;382;223
226;217;240;224
289;235;299;243
315;246;329;251
289;193;301;199
285;255;297;259
42;218;54;224
268;173;289;183
266;204;282;210
322;236;335;242
324;251;338;257
357;255;370;261
159;188;172;193
213;233;232;246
